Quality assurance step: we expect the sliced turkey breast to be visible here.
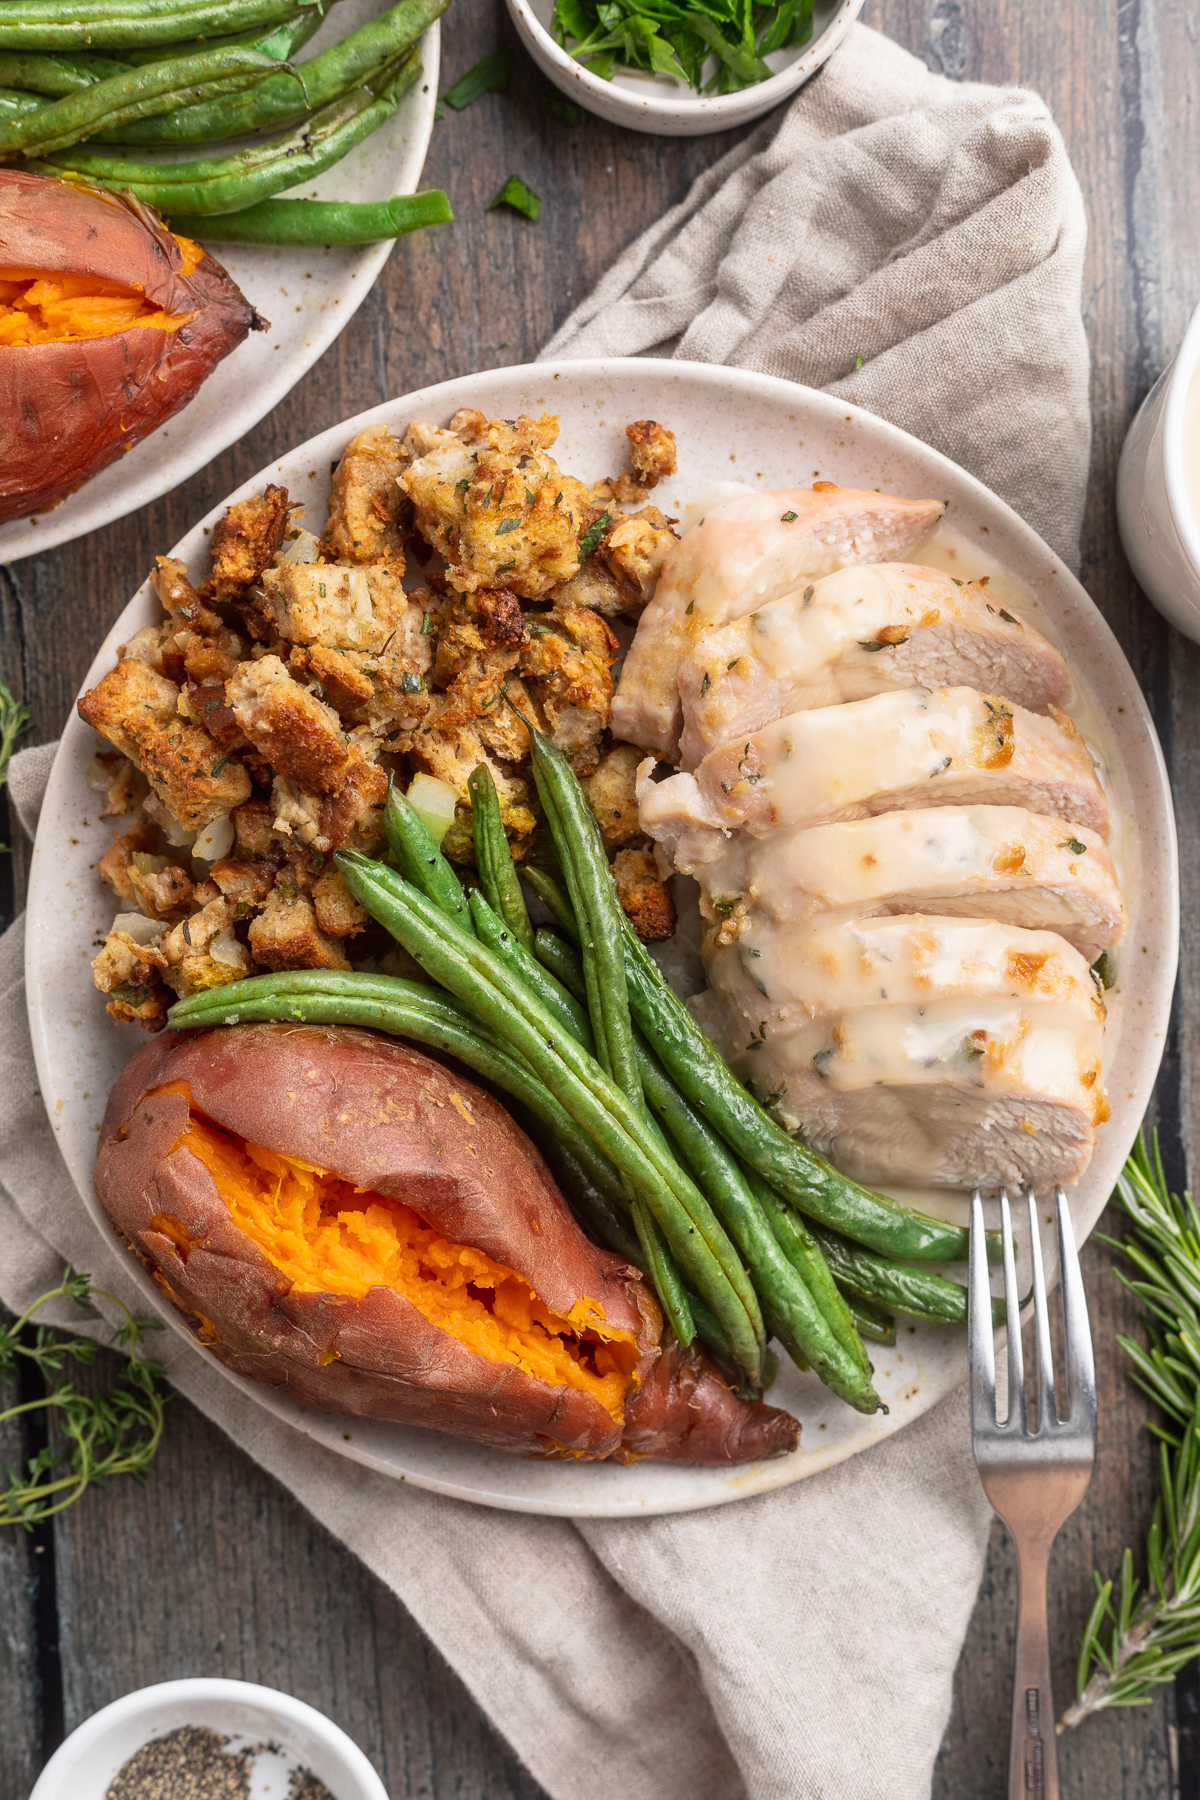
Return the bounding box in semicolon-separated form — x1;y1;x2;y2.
693;806;1125;963
675;563;1070;769
692;913;1109;1189
638;688;1109;856
612;484;945;762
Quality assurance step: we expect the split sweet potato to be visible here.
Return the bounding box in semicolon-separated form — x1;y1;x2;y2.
0;171;265;523
95;1023;799;1465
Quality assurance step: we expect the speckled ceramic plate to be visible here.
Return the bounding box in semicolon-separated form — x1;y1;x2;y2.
0;0;440;566
26;359;1179;1516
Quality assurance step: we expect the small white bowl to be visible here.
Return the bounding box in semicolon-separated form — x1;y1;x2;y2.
1117;298;1200;641
506;0;863;136
28;1678;389;1800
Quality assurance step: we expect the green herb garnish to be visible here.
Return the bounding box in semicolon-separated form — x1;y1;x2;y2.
578;511;611;560
443;50;514;111
1063;1136;1200;1727
0;679;31;854
551;0;813;92
1059;837;1087;856
489;175;542;221
0;1268;168;1528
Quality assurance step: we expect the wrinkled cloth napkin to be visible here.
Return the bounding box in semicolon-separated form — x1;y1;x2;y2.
0;22;1089;1800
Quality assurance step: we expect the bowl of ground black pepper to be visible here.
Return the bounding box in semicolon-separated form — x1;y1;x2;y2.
28;1678;389;1800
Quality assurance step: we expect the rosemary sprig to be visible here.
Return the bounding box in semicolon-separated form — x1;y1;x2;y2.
0;1267;168;1529
0;677;31;854
1060;1132;1200;1729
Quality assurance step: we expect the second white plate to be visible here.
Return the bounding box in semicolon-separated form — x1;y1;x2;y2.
26;358;1179;1515
0;0;440;566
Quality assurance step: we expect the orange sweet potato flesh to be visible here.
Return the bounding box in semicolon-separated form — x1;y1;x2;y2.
0;172;266;524
95;1024;799;1465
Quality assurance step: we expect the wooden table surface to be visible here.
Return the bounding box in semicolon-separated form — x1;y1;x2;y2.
2;1;1198;1794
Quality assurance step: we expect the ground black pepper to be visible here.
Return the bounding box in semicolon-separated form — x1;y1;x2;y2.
287;1770;337;1800
104;1726;253;1800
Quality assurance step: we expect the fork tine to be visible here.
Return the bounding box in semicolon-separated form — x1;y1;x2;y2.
1000;1189;1025;1431
968;1189;996;1428
1056;1186;1096;1433
1026;1188;1057;1430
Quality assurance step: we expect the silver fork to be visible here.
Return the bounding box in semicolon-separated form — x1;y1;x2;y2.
968;1186;1097;1800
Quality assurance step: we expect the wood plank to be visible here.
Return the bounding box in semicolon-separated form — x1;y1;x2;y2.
50;1341;548;1799
0;1317;49;1800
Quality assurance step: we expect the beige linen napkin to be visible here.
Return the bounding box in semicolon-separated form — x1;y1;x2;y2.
0;22;1089;1799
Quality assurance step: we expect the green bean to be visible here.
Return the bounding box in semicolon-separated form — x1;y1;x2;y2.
335;851;764;1381
530;924;882;1403
520;863;580;939
0;46;286;156
527;725;641;1110
162;191;452;245
0;0;326;53
807;1222;1007;1328
470;890;592;1049
383;777;474;935
638;1047;878;1410
101;0;446;144
617;915;979;1265
842;1294;896;1347
473;889;696;1348
124;8;325;66
39;50;418;216
745;1170;871;1375
0;52;130;95
534;1134;643;1265
469;762;534;953
0;88;41;119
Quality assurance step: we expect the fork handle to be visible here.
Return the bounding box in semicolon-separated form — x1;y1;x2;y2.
1009;1540;1057;1800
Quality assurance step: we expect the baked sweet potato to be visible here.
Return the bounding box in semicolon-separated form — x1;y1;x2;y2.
0;171;265;523
95;1023;799;1465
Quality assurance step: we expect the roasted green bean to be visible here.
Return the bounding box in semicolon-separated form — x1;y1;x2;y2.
0;51;130;94
0;45;285;156
162;191;452;244
101;0;445;144
335;851;764;1381
469;762;534;953
39;50;418;215
0;0;327;53
383;778;474;934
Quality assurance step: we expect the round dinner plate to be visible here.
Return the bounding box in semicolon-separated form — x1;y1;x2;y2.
0;0;441;567
27;359;1179;1517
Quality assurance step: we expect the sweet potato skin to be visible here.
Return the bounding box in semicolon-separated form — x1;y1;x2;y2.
0;173;264;523
95;1024;801;1465
97;1025;657;1456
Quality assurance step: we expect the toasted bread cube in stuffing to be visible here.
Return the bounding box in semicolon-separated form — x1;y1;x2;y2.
626;421;676;489
260;561;408;654
97;822;160;903
208;486;292;601
249;885;351;971
226;655;354;796
583;745;644;849
78;658;250;833
312;866;369;936
324;424;407;567
91;930;170;1031
613;847;676;942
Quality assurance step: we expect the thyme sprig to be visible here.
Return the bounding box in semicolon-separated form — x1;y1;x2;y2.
1060;1133;1200;1729
0;677;31;853
0;1267;168;1529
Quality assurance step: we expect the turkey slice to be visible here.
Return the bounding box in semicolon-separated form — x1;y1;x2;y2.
693;806;1125;963
676;563;1070;769
692;913;1109;1189
612;484;945;762
639;687;1110;854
